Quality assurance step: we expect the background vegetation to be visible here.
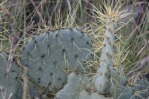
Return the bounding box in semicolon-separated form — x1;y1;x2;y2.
0;0;149;98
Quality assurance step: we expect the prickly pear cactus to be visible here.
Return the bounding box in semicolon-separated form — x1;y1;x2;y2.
55;72;89;99
131;77;149;99
91;6;149;99
20;28;92;92
53;13;149;99
0;52;22;99
79;90;113;99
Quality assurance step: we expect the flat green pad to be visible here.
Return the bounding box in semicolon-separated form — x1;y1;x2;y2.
20;28;93;92
0;52;22;99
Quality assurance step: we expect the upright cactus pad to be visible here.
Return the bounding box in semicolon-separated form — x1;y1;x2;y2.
92;18;149;98
93;19;115;95
20;28;92;92
0;52;22;99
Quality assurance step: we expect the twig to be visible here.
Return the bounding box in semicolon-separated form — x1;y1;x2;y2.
30;0;44;23
22;67;28;99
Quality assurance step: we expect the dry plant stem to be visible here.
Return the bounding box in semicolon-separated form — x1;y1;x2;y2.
22;67;28;99
16;59;29;99
30;0;44;22
51;0;61;16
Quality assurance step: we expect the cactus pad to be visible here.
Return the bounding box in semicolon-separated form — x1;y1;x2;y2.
0;52;22;99
20;28;92;92
78;90;113;99
55;72;89;99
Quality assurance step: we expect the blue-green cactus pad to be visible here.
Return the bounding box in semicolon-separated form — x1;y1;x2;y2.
0;52;22;99
20;28;92;92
